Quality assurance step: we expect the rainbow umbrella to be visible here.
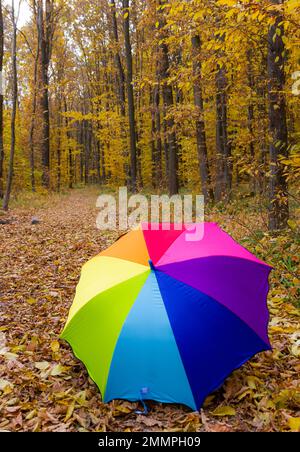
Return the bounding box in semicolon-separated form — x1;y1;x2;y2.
61;222;272;411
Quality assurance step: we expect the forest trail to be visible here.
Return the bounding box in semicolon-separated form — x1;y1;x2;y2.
0;188;299;432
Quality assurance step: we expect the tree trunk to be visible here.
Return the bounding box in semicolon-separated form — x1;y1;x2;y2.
191;34;213;202
64;97;73;189
110;0;126;117
153;78;163;187
150;85;162;188
29;18;40;193
83;119;90;185
0;0;4;198
158;0;178;195
3;1;17;210
123;0;137;192
267;0;289;230
37;0;53;189
215;65;231;202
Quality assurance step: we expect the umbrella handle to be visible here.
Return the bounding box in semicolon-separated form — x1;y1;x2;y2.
135;387;149;415
135;399;149;415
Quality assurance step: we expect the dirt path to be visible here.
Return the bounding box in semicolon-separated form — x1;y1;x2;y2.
0;189;299;431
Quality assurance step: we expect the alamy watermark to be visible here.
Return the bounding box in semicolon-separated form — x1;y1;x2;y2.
96;187;205;241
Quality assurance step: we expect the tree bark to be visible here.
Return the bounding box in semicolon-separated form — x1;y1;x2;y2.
29;8;40;193
110;0;126;116
3;1;17;210
215;64;231;201
191;34;213;202
37;0;54;189
108;1;128;182
0;0;4;198
157;0;178;195
153;78;163;187
267;0;289;230
56;98;61;192
123;0;137;192
64;97;73;189
150;85;162;188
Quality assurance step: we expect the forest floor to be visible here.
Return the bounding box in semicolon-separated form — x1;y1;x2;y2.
0;187;299;432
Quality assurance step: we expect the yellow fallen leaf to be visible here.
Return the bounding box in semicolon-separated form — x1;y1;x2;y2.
288;417;300;432
50;340;60;353
35;361;50;371
26;297;37;305
25;409;37;420
50;363;66;376
287;219;298;231
291;344;300;357
65;400;75;422
0;349;18;361
247;375;257;389
212;406;236;417
74;390;87;406
113;405;132;416
237;389;253;401
0;379;13;391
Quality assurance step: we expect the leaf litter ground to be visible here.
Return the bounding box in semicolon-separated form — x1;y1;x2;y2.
0;188;299;432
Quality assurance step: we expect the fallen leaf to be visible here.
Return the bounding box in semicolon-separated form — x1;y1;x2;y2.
65;400;75;422
35;361;50;371
50;340;60;353
26;297;37;305
0;379;13;391
212;406;236;417
288;417;300;432
50;364;66;376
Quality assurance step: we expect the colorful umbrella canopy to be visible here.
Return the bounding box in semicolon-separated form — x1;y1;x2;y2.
61;222;272;411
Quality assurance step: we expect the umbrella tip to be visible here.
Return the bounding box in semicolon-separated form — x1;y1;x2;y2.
148;260;155;271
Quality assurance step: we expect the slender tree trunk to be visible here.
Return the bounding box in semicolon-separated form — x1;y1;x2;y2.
123;0;137;192
191;34;213;202
247;52;255;160
95;138;101;183
79;120;84;183
0;0;4;198
29;26;40;193
247;50;257;194
153;78;163;187
150;86;162;188
158;0;178;195
83;119;90;185
55;93;62;192
215;65;231;201
256;55;268;195
37;0;53;189
267;0;289;230
3;1;17;210
110;0;126;116
162;109;169;180
63;97;73;189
